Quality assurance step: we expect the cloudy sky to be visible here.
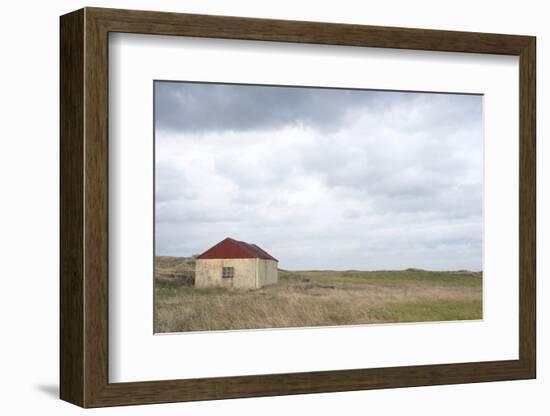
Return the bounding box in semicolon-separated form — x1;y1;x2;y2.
155;81;483;271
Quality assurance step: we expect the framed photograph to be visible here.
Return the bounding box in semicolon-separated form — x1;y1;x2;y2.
60;7;536;408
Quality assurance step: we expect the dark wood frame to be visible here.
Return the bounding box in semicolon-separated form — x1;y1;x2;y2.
60;7;536;408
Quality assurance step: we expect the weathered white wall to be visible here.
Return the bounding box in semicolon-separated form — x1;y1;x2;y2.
196;258;278;288
195;258;258;289
258;259;278;286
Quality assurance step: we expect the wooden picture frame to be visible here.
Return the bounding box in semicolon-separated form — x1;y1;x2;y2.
60;7;536;408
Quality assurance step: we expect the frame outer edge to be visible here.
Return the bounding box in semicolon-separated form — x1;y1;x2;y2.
85;6;532;55
519;37;536;377
83;6;111;408
60;8;86;407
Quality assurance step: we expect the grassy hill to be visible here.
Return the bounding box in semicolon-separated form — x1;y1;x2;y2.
154;256;482;333
155;255;196;286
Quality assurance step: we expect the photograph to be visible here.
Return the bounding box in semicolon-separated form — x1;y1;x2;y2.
153;80;483;333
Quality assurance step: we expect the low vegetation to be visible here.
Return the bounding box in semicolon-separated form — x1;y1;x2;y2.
154;256;482;333
155;255;197;286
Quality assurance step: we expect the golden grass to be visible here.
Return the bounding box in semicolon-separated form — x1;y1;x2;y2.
154;259;482;333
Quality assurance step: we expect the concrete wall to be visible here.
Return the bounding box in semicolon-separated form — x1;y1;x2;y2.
195;258;278;289
195;258;258;289
258;259;278;286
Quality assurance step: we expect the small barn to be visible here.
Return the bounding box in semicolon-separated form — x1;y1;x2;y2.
195;238;278;289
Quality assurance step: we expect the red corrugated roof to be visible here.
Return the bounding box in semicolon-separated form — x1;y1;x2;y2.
197;238;278;261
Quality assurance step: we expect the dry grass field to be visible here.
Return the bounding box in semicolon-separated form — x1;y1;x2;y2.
154;256;482;333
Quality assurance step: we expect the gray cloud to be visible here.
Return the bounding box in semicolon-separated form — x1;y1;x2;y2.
155;81;416;134
155;81;483;271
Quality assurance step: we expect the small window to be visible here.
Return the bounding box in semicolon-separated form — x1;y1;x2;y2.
222;267;234;278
